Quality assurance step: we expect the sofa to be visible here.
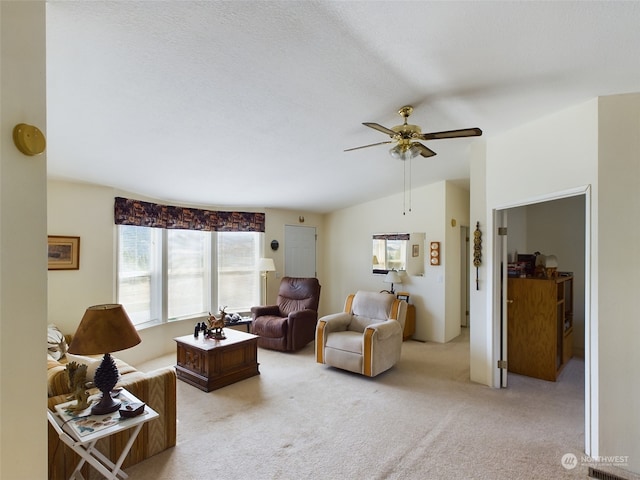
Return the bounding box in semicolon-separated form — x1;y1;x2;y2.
47;325;176;479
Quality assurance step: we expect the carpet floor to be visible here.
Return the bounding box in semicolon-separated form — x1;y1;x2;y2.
124;329;626;480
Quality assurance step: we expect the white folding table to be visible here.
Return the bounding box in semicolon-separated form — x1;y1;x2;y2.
48;389;158;480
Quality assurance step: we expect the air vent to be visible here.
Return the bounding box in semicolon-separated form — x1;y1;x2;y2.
588;467;627;480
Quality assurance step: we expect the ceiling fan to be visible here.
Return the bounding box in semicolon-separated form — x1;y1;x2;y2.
345;105;482;160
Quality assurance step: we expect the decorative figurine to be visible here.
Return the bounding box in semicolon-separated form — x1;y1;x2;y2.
66;361;90;412
207;308;226;340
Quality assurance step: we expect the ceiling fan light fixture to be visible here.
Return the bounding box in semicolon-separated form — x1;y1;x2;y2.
389;143;420;161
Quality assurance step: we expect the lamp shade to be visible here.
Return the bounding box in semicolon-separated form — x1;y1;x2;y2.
384;270;403;284
258;257;276;272
68;304;141;355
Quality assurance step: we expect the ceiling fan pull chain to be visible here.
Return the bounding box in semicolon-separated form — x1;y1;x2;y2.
409;156;412;213
403;158;407;215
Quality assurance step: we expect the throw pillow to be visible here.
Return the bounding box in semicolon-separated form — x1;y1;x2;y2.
47;324;68;361
65;353;102;382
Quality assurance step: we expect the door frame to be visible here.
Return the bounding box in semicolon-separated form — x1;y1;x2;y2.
491;185;595;456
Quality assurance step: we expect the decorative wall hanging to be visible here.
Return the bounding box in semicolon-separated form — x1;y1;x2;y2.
473;222;482;290
429;241;440;266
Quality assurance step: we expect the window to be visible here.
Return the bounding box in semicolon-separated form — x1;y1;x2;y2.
217;232;261;311
117;226;160;325
167;229;210;320
117;225;261;327
372;233;409;274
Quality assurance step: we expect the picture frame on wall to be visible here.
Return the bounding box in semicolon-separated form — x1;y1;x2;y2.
48;236;80;270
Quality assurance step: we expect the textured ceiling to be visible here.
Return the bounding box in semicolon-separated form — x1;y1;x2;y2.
46;1;640;213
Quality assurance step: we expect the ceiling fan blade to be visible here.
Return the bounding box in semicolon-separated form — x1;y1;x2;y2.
419;127;483;140
413;142;437;158
344;140;393;152
363;122;398;137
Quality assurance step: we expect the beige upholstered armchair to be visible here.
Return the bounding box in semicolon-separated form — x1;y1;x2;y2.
316;291;407;377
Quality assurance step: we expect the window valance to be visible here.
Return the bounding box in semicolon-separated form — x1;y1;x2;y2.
114;197;265;232
372;233;410;240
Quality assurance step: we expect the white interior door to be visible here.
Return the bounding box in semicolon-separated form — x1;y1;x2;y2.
284;225;316;277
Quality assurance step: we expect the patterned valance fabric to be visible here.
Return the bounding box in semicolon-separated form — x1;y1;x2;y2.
114;197;265;232
372;233;410;240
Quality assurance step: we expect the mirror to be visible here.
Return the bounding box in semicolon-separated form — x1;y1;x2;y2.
372;233;409;274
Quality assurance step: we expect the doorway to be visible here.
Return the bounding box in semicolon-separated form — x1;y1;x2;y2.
493;186;593;456
460;226;470;327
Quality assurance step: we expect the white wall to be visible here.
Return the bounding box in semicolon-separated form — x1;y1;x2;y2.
47;180;326;365
506;206;527;260
47;181;116;332
471;97;599;455
324;180;468;343
472;93;640;474
597;93;640;472
445;183;469;342
470;97;598;386
469;140;490;385
262;208;326;313
0;2;48;479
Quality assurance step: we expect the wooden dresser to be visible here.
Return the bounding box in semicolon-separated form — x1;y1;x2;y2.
507;275;573;381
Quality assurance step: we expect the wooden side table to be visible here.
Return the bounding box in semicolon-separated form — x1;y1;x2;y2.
174;328;259;392
49;389;158;480
403;304;416;341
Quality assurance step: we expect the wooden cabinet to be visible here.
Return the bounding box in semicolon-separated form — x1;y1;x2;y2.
507;275;573;381
174;330;259;392
403;304;416;341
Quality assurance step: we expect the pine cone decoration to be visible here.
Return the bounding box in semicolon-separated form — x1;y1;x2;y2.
93;353;119;393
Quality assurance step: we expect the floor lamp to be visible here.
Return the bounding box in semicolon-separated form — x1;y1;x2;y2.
258;257;276;304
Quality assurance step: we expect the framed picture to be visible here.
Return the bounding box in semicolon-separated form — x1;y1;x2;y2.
412;244;419;257
397;292;410;302
48;236;80;270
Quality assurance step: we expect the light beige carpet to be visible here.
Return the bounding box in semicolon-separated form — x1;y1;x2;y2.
123;330;623;480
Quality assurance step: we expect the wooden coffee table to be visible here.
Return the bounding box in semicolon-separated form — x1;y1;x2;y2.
174;329;259;392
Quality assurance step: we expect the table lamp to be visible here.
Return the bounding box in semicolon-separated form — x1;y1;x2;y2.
382;270;403;294
67;304;141;415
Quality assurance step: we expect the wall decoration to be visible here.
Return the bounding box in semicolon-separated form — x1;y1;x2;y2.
429;241;440;266
48;236;80;270
473;222;482;290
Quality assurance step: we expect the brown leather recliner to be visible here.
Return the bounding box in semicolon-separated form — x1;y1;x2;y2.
251;277;321;351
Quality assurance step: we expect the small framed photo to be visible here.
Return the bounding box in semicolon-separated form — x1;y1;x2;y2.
48;236;80;270
397;292;410;302
412;244;419;257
